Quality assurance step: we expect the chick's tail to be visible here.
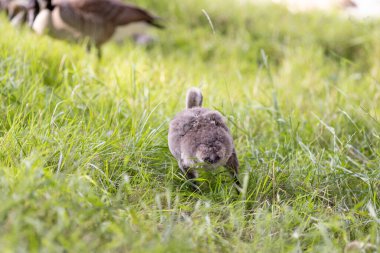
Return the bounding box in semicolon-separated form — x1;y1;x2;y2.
186;87;203;109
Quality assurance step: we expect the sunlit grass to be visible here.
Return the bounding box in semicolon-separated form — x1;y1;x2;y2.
0;0;379;252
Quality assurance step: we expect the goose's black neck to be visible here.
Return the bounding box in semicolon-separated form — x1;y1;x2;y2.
46;0;54;11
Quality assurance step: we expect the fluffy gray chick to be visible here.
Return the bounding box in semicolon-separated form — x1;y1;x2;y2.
168;88;241;191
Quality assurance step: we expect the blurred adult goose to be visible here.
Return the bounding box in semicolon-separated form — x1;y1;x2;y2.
30;0;163;57
0;0;10;11
1;0;33;26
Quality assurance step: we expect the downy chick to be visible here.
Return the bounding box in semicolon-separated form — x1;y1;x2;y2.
168;88;241;192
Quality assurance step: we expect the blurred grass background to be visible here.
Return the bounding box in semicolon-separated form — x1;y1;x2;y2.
0;0;379;252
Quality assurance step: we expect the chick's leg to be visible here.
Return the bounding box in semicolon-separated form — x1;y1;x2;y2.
225;149;241;193
179;160;199;191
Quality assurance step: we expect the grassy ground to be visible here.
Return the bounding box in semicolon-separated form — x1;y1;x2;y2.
0;0;379;252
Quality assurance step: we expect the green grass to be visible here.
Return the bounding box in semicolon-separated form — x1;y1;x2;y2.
0;0;379;252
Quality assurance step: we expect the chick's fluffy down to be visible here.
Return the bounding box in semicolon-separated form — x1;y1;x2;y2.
168;107;233;166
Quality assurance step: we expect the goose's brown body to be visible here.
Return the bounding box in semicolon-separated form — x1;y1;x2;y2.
31;0;162;55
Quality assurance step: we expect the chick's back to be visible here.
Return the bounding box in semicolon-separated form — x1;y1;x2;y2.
168;107;233;160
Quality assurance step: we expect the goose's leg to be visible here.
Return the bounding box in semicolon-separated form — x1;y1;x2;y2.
96;45;102;59
86;41;92;54
85;41;102;59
